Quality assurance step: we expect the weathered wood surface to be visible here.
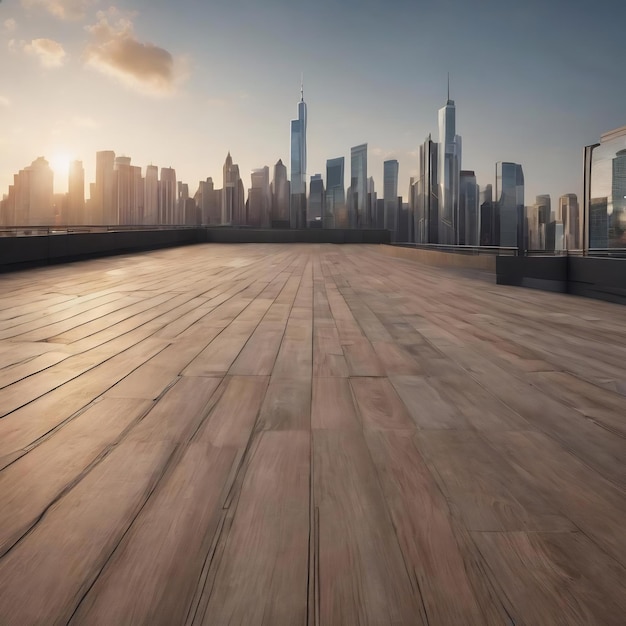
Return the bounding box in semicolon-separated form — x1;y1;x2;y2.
0;243;624;625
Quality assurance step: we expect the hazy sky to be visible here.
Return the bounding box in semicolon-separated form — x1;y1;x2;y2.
1;0;625;204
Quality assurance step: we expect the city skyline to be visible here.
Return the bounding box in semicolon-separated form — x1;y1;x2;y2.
1;0;625;205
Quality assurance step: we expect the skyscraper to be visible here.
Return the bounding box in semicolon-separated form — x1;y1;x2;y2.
383;159;399;237
495;162;525;249
271;159;290;228
459;170;479;245
308;174;324;227
9;157;54;226
93;150;116;224
195;177;221;225
67;160;85;225
350;143;368;228
115;156;132;225
159;167;177;224
438;80;462;244
290;81;307;229
479;184;497;245
559;193;580;249
248;166;271;227
415;135;439;243
326;157;345;229
144;165;159;225
222;152;244;225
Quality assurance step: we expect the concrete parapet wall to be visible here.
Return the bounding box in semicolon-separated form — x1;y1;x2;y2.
377;244;497;272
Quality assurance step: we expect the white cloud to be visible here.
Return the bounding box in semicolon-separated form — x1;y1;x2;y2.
84;9;184;96
21;0;96;21
23;38;67;67
4;19;17;32
0;96;10;107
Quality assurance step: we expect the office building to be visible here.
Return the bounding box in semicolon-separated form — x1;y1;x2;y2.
438;84;462;244
495;162;525;249
290;82;307;228
271;159;290;228
326;157;345;229
558;193;580;249
383;159;399;237
459;170;479;245
415;135;439;243
93;150;116;224
159;167;177;224
144;165;159;225
195;177;221;225
222;152;244;225
248;166;271;227
479;184;497;245
67;160;85;225
350;143;368;228
308;174;324;227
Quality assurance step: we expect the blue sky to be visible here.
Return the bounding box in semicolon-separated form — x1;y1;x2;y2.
1;0;625;205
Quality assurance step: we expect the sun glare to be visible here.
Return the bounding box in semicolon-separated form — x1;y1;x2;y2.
49;153;71;181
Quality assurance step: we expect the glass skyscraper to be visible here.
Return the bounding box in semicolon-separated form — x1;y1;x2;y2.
459;170;479;245
308;174;324;227
383;159;399;237
350;144;367;228
495;162;525;249
585;126;626;249
415;135;439;243
438;91;462;244
326;157;345;228
290;83;307;229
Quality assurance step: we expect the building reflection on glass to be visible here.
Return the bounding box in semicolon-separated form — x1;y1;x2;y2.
587;126;626;249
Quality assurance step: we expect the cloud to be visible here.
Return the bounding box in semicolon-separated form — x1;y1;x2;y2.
23;38;67;67
0;96;9;107
85;10;182;96
21;0;96;21
4;18;17;32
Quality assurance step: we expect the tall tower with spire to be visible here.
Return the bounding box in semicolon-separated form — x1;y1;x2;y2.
438;74;462;244
290;77;307;228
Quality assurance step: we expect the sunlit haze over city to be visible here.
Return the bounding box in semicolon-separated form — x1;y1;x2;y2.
2;0;625;202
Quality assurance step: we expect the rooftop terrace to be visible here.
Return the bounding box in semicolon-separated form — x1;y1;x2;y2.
0;243;624;624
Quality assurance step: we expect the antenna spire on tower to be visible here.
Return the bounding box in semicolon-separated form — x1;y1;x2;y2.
300;73;304;101
447;72;450;101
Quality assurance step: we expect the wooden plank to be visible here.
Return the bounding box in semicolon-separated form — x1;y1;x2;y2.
198;431;310;625
70;443;237;626
350;377;415;430
311;377;361;430
196;376;268;448
314;430;426;624
256;378;311;431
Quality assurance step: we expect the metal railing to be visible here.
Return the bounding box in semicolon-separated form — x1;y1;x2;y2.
0;224;198;237
391;242;519;256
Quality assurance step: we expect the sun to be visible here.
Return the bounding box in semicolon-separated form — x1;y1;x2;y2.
49;152;72;182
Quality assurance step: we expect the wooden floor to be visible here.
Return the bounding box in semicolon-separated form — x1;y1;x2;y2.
0;244;624;625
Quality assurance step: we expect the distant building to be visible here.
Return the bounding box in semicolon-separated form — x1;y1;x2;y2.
271;159;290;228
195;177;221;225
415;135;439;243
479;184;497;246
383;159;399;237
248;166;271;227
308;174;324;227
326;157;346;229
159;167;177;225
367;176;376;228
93;150;116;224
558;193;580;249
459;170;479;245
495;162;524;249
6;157;55;226
144;165;159;225
350;143;368;228
222;152;244;225
67;160;85;225
290;83;307;229
438;87;462;244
